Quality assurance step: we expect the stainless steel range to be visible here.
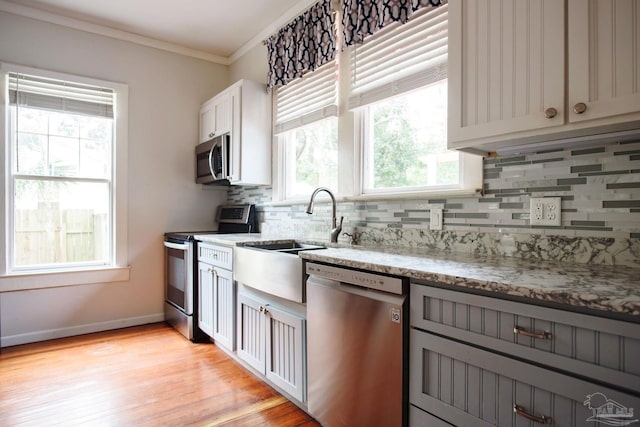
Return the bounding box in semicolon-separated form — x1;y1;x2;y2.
164;204;256;341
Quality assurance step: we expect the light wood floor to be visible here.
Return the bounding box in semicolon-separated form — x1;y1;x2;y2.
0;323;320;427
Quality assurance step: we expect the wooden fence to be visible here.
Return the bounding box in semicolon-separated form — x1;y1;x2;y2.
14;202;107;266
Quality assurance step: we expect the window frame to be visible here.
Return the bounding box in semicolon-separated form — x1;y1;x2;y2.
272;60;339;203
0;63;129;290
356;78;475;196
272;2;483;204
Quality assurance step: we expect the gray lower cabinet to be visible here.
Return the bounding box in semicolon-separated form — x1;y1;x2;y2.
237;291;306;403
409;283;640;426
197;261;215;337
198;243;235;351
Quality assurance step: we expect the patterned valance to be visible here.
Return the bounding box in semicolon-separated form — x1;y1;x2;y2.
342;0;443;47
266;0;336;90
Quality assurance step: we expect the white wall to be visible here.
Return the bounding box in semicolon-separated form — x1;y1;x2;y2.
230;43;269;84
0;11;230;346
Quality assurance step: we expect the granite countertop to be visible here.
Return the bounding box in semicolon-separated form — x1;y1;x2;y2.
194;233;268;246
195;234;640;319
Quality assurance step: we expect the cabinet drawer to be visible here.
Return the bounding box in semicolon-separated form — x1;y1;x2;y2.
410;329;640;427
409;405;453;427
411;283;640;394
198;243;233;269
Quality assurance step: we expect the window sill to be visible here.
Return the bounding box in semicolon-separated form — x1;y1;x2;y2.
346;188;483;202
0;266;130;292
266;188;483;207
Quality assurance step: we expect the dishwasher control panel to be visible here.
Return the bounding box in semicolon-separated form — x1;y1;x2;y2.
306;262;404;295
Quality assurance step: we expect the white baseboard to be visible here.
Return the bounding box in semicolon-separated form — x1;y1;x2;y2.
0;313;165;348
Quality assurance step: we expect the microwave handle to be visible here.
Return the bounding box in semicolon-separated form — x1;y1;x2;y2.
208;145;216;179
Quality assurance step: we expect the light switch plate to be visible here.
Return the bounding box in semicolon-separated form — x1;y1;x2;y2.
530;197;561;226
430;208;443;230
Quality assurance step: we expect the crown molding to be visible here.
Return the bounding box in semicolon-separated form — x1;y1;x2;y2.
0;0;231;65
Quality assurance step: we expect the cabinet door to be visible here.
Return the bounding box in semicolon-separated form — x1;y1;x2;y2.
448;0;565;146
197;262;214;337
213;268;235;351
237;292;266;373
214;95;232;135
410;329;640;427
411;283;640;394
568;0;640;124
265;305;306;403
199;101;215;144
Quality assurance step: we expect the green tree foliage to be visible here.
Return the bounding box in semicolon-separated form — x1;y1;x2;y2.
372;98;425;188
291;118;338;195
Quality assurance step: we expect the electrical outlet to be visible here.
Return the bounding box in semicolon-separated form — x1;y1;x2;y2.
530;197;561;226
430;208;443;230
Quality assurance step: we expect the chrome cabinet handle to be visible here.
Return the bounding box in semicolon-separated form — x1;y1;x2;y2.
208;132;214;138
514;326;552;340
259;304;270;315
573;102;587;114
514;404;552;424
544;107;558;119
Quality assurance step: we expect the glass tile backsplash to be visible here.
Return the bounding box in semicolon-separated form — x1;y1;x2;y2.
228;140;640;267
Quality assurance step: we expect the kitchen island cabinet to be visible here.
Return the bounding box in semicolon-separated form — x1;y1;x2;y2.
448;0;640;154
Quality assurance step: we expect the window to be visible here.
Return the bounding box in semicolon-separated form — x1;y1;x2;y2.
282;118;338;199
274;61;339;201
360;80;453;193
273;1;482;202
1;64;128;279
350;2;481;196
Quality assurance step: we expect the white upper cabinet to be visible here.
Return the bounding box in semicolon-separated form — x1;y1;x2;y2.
227;80;271;185
199;94;232;144
199;79;271;185
199;100;215;144
448;0;640;154
568;0;640;124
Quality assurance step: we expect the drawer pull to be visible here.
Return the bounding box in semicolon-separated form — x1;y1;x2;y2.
513;326;552;340
514;404;552;424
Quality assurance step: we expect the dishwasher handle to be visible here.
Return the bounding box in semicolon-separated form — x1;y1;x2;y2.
306;262;405;295
307;275;406;306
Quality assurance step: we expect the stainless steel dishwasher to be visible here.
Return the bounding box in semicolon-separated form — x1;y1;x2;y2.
306;262;408;427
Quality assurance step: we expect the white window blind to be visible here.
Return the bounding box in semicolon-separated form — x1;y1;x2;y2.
8;72;114;118
348;1;448;109
274;60;337;134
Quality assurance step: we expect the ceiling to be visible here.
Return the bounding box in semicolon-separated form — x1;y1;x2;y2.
0;0;317;64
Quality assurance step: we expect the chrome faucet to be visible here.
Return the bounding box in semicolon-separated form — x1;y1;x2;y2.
306;187;343;243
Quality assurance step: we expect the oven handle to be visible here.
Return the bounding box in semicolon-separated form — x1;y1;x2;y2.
164;241;190;251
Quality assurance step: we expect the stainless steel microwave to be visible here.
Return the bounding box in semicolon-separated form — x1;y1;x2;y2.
195;133;230;184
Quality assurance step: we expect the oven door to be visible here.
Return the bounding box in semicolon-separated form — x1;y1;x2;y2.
164;240;193;315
